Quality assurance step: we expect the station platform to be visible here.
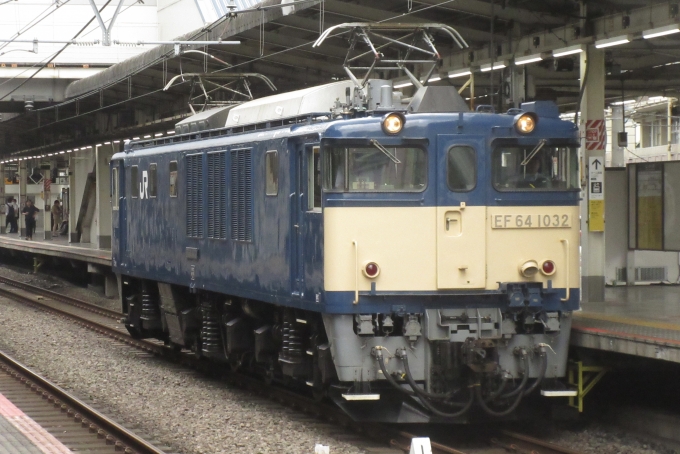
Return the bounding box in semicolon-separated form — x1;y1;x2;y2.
0;391;71;454
0;233;111;267
571;285;680;363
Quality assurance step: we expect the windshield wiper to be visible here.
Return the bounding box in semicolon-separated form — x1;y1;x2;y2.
520;139;547;166
370;139;401;164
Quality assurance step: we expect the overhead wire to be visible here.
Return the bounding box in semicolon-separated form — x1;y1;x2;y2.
26;0;459;126
0;0;73;52
0;0;114;102
0;0;142;92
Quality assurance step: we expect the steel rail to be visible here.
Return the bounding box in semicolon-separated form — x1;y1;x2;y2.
0;275;122;320
0;283;163;355
0;348;166;454
499;430;585;454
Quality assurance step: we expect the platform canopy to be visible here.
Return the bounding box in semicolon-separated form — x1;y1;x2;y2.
0;0;679;156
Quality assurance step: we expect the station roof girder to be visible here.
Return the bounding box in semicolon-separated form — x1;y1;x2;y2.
2;0;680;158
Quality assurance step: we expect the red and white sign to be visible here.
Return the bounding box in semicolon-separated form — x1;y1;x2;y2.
585;119;606;151
43;178;51;192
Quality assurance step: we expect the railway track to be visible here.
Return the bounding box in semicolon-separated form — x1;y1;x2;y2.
0;348;168;454
0;276;585;454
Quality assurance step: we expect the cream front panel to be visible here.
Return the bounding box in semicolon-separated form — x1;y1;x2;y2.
485;206;580;290
324;207;437;292
436;206;487;289
324;205;579;293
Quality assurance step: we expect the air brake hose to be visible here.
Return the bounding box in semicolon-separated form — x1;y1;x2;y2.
523;350;548;396
498;352;530;399
414;383;474;418
484;374;508;402
375;349;416;396
400;353;466;405
376;349;473;417
474;380;524;417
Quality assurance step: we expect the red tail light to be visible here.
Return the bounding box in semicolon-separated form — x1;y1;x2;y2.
364;262;380;278
541;260;556;275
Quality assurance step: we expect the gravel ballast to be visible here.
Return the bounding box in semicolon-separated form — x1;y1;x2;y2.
0;262;676;453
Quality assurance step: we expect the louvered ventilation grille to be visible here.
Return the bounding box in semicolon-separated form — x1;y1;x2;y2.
231;149;253;242
186;154;203;238
635;267;667;282
207;152;227;239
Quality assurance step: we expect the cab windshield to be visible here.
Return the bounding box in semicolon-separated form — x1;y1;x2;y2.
323;145;427;192
493;145;579;191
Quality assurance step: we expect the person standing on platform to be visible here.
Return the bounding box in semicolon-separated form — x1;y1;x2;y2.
21;199;38;241
4;197;13;233
51;200;62;237
6;197;18;234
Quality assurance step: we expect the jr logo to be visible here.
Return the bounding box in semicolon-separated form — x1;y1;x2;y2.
139;170;149;199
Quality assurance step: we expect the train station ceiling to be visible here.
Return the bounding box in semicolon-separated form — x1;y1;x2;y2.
1;0;680;157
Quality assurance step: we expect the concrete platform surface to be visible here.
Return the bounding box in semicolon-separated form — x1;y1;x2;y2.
0;391;71;454
572;285;680;363
0;232;111;267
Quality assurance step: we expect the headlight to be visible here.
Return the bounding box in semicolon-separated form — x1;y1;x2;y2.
519;260;539;278
515;113;537;134
382;113;405;134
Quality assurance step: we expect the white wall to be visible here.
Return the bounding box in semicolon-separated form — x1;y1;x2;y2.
604;169;627;282
604;167;680;284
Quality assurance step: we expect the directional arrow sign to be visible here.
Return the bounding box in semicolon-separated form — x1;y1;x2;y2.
588;157;604;201
588;156;605;231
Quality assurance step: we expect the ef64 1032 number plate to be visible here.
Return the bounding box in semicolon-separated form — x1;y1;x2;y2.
491;214;571;229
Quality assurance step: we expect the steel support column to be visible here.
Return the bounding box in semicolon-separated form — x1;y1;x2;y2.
95;143;113;249
580;46;606;302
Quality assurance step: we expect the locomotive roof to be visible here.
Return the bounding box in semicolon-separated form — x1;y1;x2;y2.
115;106;578;162
224;80;358;127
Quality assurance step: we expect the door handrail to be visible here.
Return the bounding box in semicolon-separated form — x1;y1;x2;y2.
352;240;359;304
560;238;570;302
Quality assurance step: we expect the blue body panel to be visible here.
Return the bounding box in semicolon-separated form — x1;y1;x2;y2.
112;111;580;315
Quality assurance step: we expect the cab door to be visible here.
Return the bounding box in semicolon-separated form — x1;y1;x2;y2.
435;135;486;289
290;142;323;299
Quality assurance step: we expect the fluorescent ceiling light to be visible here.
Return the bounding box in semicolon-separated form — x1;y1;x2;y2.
394;81;413;89
611;99;635;105
427;76;441;82
480;61;507;72
595;35;630;48
552;45;584;58
643;24;680;39
448;69;472;78
515;54;543;65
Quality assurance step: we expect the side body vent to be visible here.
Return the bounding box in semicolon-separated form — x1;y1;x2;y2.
207;152;227;239
230;149;253;242
186;154;204;238
635;266;667;282
615;267;627;282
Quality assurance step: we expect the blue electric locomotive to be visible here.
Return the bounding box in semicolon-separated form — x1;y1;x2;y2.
111;78;580;422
